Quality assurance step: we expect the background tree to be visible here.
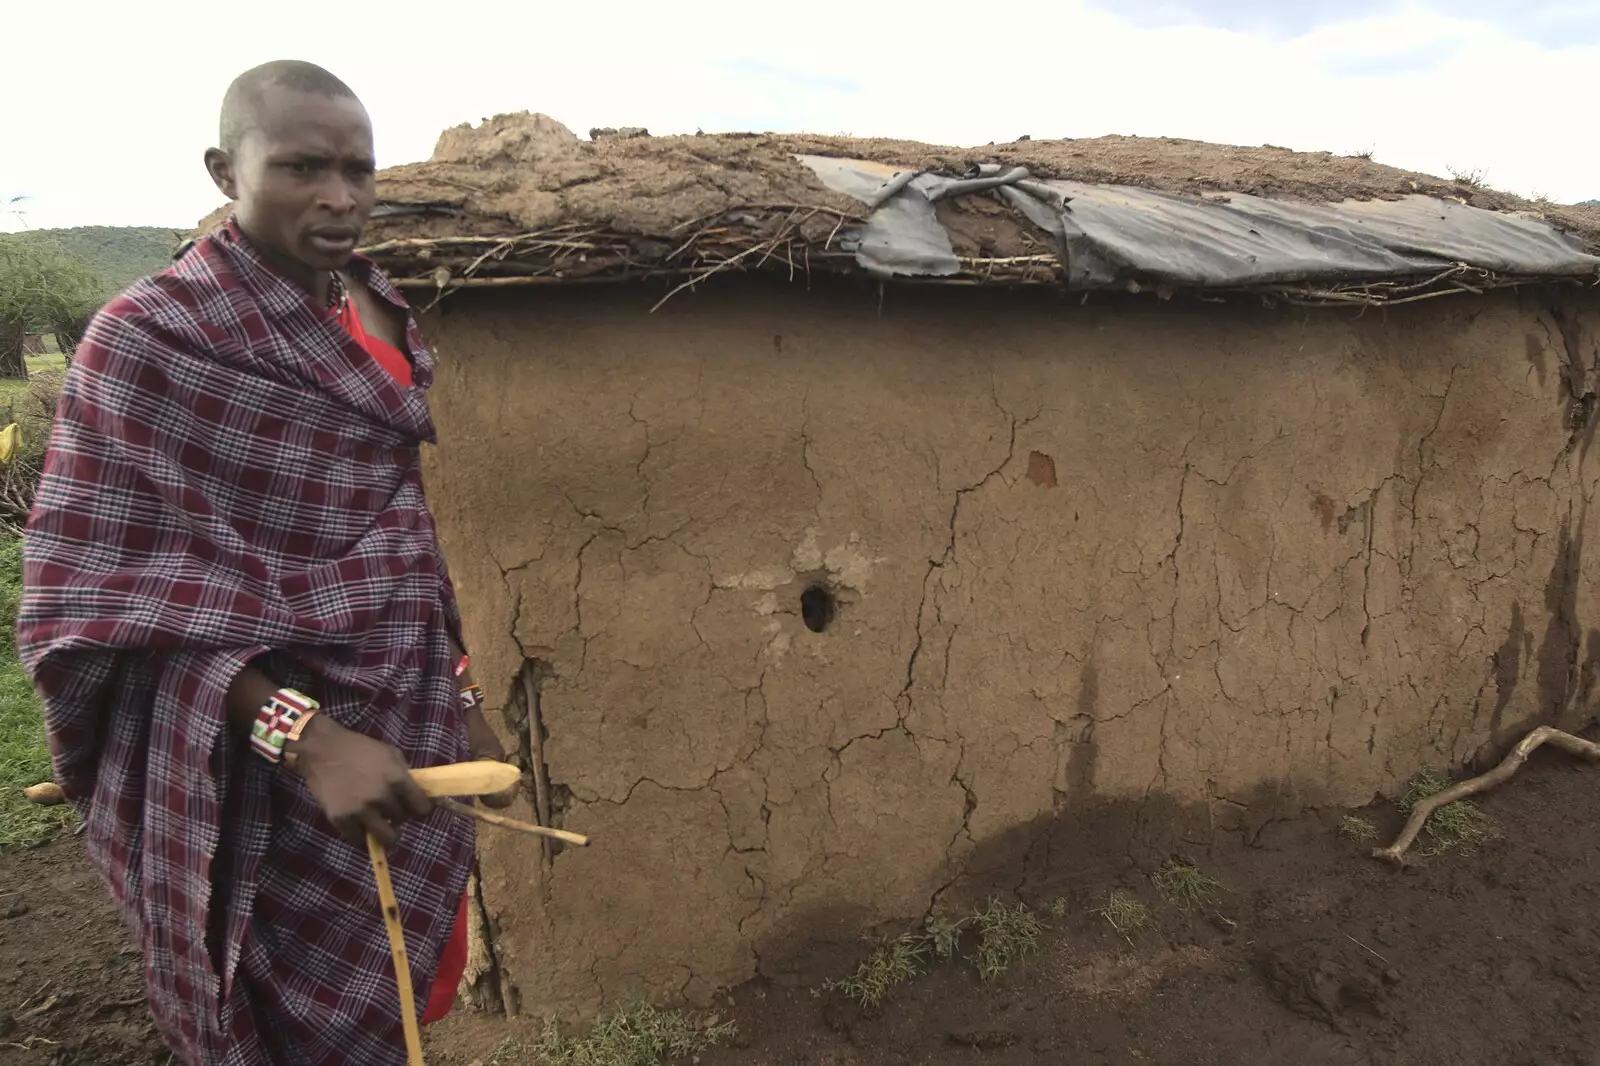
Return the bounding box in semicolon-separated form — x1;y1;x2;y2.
0;236;101;379
8;226;180;295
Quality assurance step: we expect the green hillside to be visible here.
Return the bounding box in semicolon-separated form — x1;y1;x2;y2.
10;226;179;301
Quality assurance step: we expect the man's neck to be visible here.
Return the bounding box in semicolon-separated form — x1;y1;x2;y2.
304;268;334;307
233;223;332;304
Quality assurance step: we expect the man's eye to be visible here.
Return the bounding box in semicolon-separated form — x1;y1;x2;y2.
288;162;315;176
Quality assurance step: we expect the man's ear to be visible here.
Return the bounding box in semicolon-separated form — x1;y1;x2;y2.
204;147;239;200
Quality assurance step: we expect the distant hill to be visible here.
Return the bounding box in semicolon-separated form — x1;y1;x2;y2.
1581;200;1600;207
10;226;180;301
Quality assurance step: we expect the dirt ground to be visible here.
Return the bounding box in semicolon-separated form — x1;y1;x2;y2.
0;840;167;1064
6;743;1600;1066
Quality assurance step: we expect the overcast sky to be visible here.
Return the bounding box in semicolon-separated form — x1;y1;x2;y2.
4;0;1597;232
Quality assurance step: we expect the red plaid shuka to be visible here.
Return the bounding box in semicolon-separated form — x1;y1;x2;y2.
18;221;476;1065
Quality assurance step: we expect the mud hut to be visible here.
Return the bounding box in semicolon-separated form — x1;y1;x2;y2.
348;115;1600;1024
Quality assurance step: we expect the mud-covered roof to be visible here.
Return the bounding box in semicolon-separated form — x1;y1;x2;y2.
222;114;1600;307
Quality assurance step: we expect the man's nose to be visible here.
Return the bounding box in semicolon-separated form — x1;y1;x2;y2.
319;175;359;214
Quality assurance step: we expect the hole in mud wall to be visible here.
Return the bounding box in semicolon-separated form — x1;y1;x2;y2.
801;584;838;633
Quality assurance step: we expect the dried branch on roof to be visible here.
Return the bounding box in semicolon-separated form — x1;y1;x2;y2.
368;205;866;303
345;114;1600;310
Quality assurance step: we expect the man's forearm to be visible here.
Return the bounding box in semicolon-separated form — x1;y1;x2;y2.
225;636;476;735
224;663;282;734
223;661;345;766
225;638;482;758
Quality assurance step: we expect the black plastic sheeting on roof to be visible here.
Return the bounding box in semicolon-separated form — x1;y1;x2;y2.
797;156;1600;289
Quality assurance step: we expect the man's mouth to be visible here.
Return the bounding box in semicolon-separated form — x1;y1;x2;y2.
307;228;359;255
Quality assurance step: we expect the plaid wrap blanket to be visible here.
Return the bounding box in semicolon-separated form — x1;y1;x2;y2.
17;223;475;1065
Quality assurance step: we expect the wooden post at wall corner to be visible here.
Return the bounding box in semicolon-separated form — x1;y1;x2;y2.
520;668;555;867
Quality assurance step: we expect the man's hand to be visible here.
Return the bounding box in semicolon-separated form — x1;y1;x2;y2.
465;704;519;810
288;714;433;848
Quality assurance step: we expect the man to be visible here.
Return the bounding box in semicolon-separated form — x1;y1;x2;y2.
18;60;513;1064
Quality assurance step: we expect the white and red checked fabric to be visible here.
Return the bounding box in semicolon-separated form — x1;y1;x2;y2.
18;221;474;1065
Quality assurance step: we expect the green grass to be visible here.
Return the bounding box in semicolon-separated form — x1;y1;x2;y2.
0;365;75;847
1098;889;1155;944
488;1035;527;1064
823;897;1053;1008
1153;860;1224;911
1338;814;1378;843
822;934;927;1009
505;995;735;1065
0;537;72;848
972;897;1044;982
0;354;66;404
0;356;67;447
1397;768;1491;855
924;913;963;961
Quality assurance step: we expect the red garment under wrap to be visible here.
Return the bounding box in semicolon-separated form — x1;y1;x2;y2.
18;222;475;1065
334;289;466;1028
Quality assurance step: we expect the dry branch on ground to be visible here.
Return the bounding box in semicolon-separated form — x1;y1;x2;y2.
1372;725;1600;865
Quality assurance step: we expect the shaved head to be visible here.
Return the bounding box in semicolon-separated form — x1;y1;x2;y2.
219;60;361;156
205;60;377;287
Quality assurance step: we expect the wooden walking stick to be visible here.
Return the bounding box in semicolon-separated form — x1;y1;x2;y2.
366;831;426;1066
365;761;593;1066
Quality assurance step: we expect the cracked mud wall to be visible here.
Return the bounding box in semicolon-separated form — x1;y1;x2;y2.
417;281;1600;1022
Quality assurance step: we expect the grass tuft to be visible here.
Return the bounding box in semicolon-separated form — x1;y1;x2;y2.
824;898;1054;1004
1337;814;1378;843
1447;165;1488;188
1396;768;1491;855
924;913;963;961
489;1036;531;1065
1;365;99;847
523;995;736;1066
0;537;74;849
822;934;927;1009
1153;860;1223;911
1098;889;1155;944
972;898;1043;982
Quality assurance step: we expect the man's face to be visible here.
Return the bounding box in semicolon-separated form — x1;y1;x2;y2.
206;88;377;276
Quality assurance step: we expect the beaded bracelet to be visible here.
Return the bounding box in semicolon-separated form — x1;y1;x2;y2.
250;688;319;765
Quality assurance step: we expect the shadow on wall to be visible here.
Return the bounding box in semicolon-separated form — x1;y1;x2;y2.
749;783;1307;987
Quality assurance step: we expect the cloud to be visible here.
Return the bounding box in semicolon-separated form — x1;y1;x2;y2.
712;60;863;98
1448;0;1600;48
2;0;1596;232
1094;0;1600;47
1089;0;1392;39
1315;37;1464;78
